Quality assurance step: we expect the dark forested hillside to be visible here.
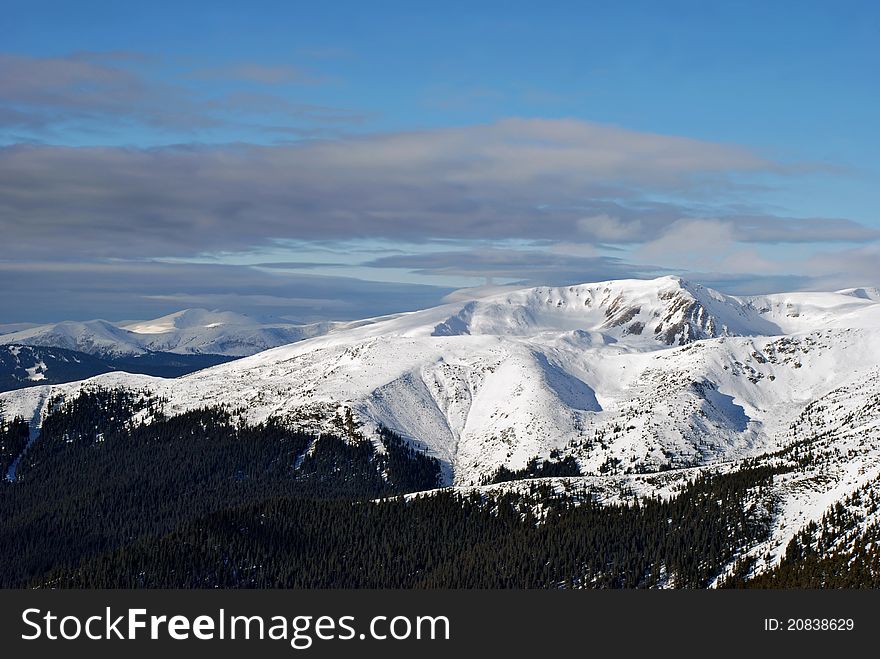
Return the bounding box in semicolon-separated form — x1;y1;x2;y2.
0;386;781;588
0;387;440;587
0;344;235;393
1;386;784;589
37;466;777;589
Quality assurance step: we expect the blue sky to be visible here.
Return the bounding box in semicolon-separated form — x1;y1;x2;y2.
2;0;878;322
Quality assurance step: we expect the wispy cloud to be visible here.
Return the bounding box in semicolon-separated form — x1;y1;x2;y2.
207;91;367;124
0;51;359;138
4;117;850;263
0;51;205;132
363;248;662;284
0;260;452;323
804;244;880;290
188;63;323;85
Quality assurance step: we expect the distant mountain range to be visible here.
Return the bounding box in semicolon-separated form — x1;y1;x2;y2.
0;308;349;358
0;308;390;391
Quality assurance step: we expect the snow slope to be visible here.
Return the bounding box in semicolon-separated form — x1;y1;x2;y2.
0;320;145;358
4;275;880;488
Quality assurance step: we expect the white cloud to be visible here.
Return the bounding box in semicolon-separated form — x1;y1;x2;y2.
4;117;856;263
636;218;783;274
577;214;645;241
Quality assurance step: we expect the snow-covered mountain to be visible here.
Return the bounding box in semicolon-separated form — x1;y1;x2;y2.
0;319;144;358
120;308;346;356
0;308;361;358
3;275;880;577
4;275;878;477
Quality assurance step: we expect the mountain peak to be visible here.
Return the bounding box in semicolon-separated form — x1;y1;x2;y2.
837;286;880;302
431;275;769;345
123;308;256;334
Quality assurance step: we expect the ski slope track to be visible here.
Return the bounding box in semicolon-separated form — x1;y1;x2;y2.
3;275;880;577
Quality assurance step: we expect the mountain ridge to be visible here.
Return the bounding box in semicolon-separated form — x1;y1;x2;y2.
4;275;879;480
0;308;367;358
4;275;880;582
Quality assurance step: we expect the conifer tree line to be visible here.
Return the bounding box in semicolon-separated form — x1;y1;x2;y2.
35;465;778;588
0;413;29;477
488;452;582;484
727;482;880;588
3;385;878;588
